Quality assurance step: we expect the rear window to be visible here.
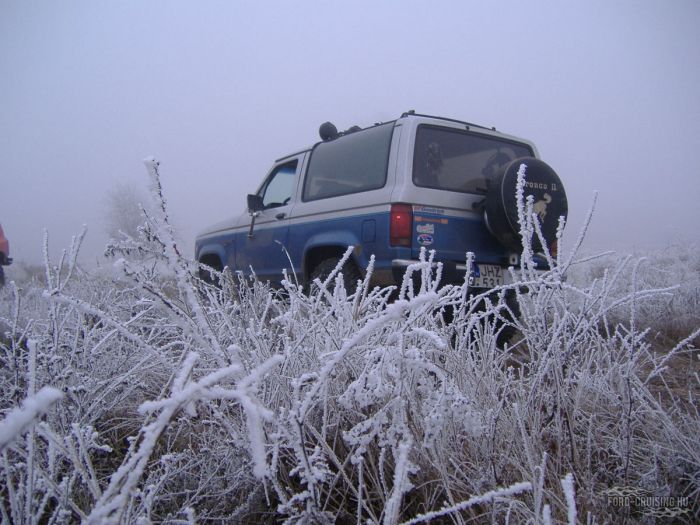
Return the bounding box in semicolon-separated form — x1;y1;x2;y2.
413;125;533;194
303;122;394;201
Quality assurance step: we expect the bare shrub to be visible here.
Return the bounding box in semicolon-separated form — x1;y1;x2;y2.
103;182;151;242
0;160;697;524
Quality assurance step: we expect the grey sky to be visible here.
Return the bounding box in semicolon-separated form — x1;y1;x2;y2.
2;0;699;266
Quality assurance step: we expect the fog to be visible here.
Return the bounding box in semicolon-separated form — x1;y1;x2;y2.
2;0;699;267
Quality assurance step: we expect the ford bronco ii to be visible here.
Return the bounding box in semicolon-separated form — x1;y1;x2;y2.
195;111;567;292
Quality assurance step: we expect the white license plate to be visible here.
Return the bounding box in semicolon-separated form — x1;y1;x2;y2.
471;264;504;288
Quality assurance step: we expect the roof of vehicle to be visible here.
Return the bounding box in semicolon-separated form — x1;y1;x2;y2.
275;111;528;163
399;110;497;131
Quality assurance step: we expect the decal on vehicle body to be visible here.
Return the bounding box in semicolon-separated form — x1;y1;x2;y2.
414;215;448;225
417;233;434;246
416;223;435;234
413;206;445;215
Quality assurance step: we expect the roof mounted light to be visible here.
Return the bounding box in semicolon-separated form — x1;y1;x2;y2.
319;122;338;141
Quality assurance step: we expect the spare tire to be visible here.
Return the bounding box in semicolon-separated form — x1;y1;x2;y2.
484;157;567;252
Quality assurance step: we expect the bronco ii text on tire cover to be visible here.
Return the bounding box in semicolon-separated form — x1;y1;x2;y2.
195;111;567;291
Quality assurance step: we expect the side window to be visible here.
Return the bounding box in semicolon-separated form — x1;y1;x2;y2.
303;122;394;201
260;161;298;208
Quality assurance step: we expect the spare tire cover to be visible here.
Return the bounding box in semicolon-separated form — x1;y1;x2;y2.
484;157;567;252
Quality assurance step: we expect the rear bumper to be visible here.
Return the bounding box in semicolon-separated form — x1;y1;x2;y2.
390;258;551;288
392;258;508;287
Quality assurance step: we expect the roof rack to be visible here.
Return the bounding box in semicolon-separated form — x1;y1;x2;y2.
400;110;496;132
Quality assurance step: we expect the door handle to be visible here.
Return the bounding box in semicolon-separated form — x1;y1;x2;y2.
275;212;286;220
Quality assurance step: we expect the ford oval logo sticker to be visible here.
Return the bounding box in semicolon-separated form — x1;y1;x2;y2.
417;233;434;246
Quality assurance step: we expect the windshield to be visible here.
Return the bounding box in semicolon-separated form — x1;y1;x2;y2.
412;125;533;194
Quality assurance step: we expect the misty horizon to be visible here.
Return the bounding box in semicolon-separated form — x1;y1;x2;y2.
2;1;699;267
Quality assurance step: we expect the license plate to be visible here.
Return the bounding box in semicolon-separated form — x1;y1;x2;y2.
470;264;504;288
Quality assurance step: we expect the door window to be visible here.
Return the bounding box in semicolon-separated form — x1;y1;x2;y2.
260;161;298;208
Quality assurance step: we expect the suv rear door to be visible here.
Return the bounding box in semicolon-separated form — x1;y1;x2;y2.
408;124;534;265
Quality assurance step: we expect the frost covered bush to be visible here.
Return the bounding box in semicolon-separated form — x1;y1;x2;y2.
569;243;700;349
0;159;698;524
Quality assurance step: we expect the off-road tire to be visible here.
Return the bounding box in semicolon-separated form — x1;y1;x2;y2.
309;257;362;296
198;260;222;287
448;289;521;350
493;289;521;347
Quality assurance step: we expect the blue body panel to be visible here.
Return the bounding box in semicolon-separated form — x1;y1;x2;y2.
411;210;509;265
288;212;394;277
196;213;389;283
195;208;512;286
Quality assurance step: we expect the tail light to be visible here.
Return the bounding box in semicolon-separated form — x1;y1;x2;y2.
390;204;412;247
550;239;558;258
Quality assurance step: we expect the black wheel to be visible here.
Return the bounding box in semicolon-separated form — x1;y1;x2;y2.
309;257;362;296
484;157;567;252
494;289;521;347
0;266;4;288
198;258;222;287
447;289;521;352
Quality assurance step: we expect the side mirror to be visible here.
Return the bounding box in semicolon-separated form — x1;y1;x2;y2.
247;194;264;213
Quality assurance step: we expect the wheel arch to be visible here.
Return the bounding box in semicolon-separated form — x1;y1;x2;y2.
196;244;227;280
302;235;363;284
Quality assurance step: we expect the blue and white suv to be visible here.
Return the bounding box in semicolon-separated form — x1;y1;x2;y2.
195;112;567;292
